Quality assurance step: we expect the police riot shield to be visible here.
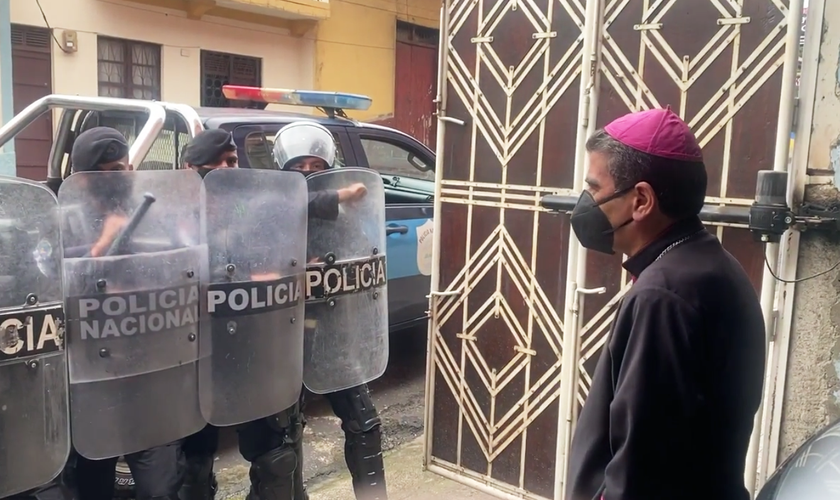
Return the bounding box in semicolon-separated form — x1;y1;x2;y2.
0;176;69;498
58;169;205;460
304;167;389;394
200;168;307;426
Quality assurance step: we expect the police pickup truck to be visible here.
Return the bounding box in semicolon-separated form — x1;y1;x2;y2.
41;87;436;335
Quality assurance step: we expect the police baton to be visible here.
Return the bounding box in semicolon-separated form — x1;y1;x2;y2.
104;192;156;257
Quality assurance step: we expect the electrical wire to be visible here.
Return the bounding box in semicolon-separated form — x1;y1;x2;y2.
764;251;840;284
35;0;71;53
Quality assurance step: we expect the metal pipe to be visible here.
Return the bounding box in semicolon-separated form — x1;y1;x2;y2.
423;0;453;470
542;195;751;225
0;95;167;179
744;0;806;493
553;0;603;496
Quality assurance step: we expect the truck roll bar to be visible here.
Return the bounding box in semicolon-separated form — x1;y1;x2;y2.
0;95;168;180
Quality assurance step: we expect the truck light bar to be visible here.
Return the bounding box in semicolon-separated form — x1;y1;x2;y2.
222;85;372;112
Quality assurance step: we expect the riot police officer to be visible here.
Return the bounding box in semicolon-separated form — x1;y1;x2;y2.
61;127;186;500
272;121;388;500
4;127;188;500
176;128;307;500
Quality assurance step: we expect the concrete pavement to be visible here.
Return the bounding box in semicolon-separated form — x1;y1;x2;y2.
307;437;498;500
215;436;497;500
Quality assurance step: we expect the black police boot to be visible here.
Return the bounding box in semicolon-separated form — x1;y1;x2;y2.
345;426;387;500
178;455;216;500
25;481;76;500
249;445;297;500
245;467;261;500
289;414;309;500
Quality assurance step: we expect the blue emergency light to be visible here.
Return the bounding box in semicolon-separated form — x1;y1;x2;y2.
222;85;372;112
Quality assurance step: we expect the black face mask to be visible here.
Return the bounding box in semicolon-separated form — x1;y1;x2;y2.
570;188;634;255
195;167;213;179
88;172;134;213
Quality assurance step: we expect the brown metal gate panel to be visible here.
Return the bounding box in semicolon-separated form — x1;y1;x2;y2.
428;0;793;498
428;0;585;496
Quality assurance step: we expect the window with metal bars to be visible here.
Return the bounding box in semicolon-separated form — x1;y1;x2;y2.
97;37;161;100
201;50;262;108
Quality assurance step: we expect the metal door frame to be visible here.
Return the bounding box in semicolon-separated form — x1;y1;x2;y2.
756;0;823;487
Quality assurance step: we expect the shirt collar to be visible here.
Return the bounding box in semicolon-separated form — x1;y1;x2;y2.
622;215;705;279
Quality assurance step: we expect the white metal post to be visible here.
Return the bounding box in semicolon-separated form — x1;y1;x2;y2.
756;0;825;485
423;0;455;469
553;0;605;497
743;0;807;493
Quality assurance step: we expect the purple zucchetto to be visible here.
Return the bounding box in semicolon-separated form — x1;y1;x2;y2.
604;106;703;162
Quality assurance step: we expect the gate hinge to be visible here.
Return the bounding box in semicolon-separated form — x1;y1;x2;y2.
768;308;780;342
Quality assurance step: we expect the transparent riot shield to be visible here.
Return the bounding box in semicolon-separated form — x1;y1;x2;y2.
0;176;69;498
200;168;307;426
58;169;205;460
304;167;389;394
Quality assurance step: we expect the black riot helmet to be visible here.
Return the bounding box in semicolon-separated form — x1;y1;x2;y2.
272;121;336;175
69;127;133;213
71;127;130;173
181;128;238;178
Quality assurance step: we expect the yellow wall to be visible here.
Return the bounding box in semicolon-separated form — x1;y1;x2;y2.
8;0;441;122
10;0;314;112
314;0;440;121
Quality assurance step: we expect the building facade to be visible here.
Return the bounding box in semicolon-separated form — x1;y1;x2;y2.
4;0;440;179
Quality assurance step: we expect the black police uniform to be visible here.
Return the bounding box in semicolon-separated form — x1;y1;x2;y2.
27;127;185;500
176;129;307;500
303;188;387;500
241;187;388;500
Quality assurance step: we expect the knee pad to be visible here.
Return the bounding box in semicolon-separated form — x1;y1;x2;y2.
250;445;297;500
329;385;382;434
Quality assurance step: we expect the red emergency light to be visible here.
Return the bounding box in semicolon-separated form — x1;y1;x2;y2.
222;85;372;112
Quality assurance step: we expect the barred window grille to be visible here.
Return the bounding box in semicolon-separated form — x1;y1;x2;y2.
97;37;161;100
201;50;262;108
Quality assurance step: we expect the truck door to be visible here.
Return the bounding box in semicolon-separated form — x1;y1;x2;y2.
348;128;435;331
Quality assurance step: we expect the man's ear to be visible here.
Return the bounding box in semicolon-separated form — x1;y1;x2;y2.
633;181;656;218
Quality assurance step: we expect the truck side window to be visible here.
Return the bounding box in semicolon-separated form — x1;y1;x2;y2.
245;131;346;170
359;138;433;181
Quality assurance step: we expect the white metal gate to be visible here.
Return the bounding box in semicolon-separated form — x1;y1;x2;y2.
424;0;803;498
